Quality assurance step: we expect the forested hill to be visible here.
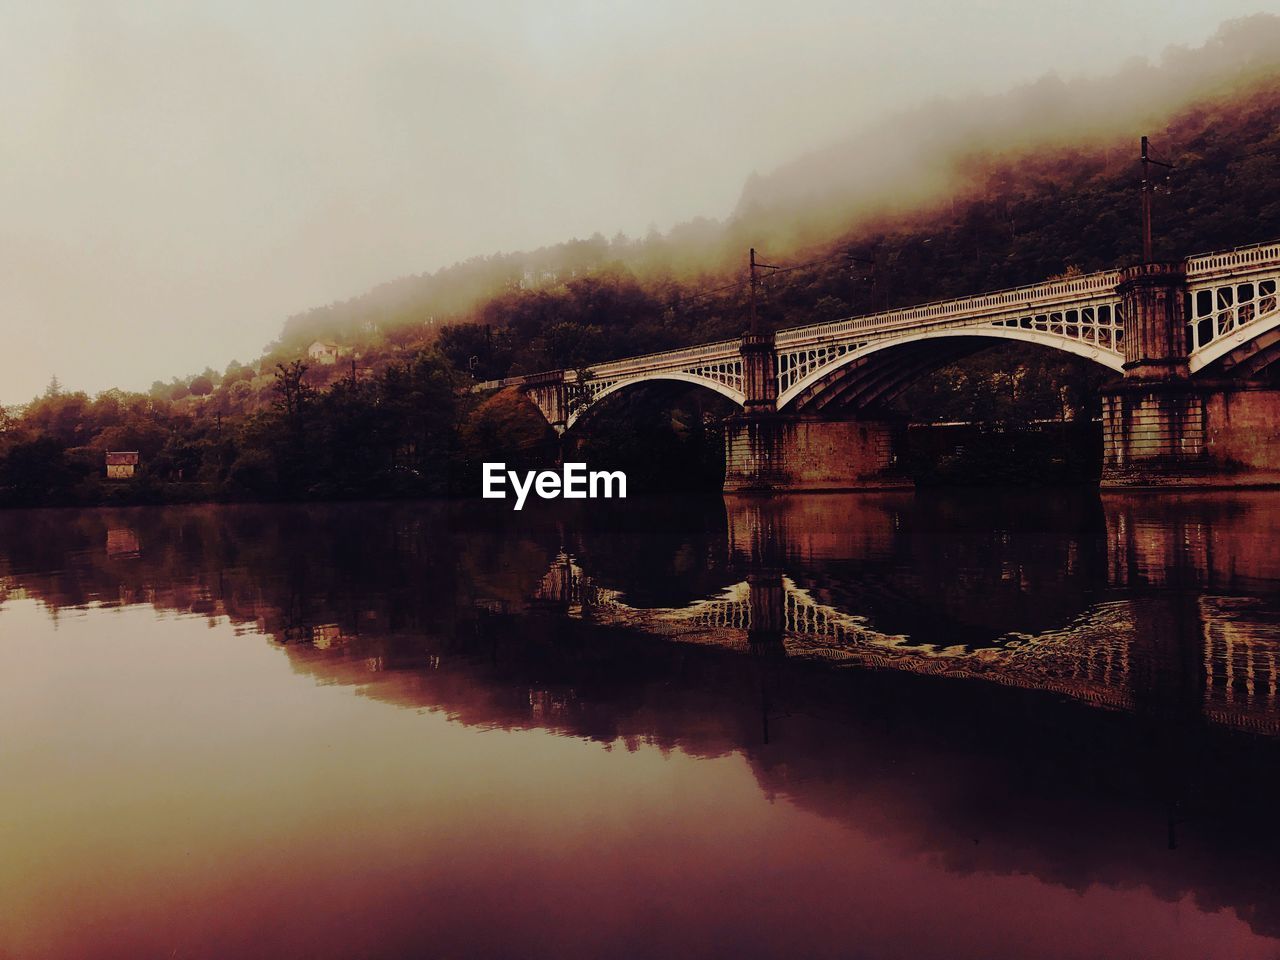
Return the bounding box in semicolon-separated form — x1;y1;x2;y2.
256;13;1280;391
731;13;1280;251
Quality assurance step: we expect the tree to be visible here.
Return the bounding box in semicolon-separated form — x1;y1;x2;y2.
0;438;83;506
459;388;554;460
267;360;315;495
226;380;254;410
271;361;312;419
190;375;214;397
0;405;21;453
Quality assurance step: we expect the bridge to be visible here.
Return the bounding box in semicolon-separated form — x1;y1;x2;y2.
477;241;1280;490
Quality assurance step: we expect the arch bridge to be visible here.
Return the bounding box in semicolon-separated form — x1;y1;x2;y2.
475;241;1280;490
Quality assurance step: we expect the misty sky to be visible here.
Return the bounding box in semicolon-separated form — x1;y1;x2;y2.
2;0;1274;404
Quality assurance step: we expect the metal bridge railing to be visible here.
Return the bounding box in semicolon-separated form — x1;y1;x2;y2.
1185;239;1280;279
776;269;1123;347
569;338;742;381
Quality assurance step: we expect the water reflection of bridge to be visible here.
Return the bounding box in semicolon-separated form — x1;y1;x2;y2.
535;495;1280;736
539;559;905;648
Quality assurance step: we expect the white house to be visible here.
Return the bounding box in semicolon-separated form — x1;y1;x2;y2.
307;341;350;365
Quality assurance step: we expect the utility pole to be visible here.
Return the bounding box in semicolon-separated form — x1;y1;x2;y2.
747;247;784;334
1141;136;1152;264
1140;136;1173;264
847;251;875;312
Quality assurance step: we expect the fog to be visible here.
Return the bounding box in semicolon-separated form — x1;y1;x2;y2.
1;0;1273;404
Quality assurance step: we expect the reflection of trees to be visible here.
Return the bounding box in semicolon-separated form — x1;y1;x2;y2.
0;503;556;646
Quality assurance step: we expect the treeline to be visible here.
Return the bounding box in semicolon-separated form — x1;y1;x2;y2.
0;355;518;507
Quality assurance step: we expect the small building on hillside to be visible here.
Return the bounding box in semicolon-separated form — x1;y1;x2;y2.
307;341;350;365
105;451;140;480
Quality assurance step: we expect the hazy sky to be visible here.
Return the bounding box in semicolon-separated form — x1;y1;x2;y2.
2;0;1274;404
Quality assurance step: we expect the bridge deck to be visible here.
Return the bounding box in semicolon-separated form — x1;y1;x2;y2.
473;239;1280;412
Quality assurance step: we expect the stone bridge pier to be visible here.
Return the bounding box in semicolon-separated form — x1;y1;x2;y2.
1101;262;1280;488
723;333;904;493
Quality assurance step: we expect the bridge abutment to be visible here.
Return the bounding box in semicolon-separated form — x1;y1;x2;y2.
1102;262;1280;487
1102;383;1280;487
523;371;568;435
1102;261;1205;485
723;416;905;493
727;331;909;493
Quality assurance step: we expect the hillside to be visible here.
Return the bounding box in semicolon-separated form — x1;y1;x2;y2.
732;14;1280;250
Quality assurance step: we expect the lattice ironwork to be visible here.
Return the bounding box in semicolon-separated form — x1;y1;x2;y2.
1187;277;1279;352
774;281;1127;408
987;301;1124;353
563;355;744;427
777;342;867;395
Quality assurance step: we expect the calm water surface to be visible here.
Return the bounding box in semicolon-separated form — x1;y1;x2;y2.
2;491;1280;959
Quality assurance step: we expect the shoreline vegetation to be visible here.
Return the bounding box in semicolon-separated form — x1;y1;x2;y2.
4;18;1280;509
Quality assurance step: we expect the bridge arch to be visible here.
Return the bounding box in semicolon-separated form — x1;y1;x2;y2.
1187;280;1280;376
1204;326;1280;379
565;372;745;431
777;327;1125;413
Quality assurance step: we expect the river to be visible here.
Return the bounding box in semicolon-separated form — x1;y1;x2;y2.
2;491;1279;959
